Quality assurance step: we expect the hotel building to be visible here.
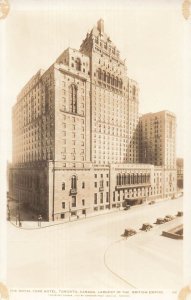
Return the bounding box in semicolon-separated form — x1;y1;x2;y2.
8;19;177;221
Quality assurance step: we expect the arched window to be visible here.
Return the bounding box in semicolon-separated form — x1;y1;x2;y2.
101;70;104;81
97;69;101;80
119;79;123;89
71;175;77;189
117;173;120;185
116;77;119;87
119;174;122;185
103;71;106;82
127;174;130;184
107;73;110;84
122;174;125;185
75;58;81;71
69;84;77;114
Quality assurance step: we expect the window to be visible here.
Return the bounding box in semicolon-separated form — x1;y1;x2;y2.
113;191;115;202
132;85;136;96
106;192;109;203
61;213;65;219
100;192;103;203
82;199;85;206
69;84;77;114
82;182;85;188
75;58;81;71
71;175;77;189
71;196;76;207
97;68;101;80
100;180;104;188
62;182;65;190
94;193;97;204
169;120;173;138
62;202;65;209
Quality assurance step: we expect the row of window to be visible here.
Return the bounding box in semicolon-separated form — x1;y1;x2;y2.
60;209;86;219
94;192;109;204
116;173;150;186
97;69;123;89
94;173;109;178
61;197;85;209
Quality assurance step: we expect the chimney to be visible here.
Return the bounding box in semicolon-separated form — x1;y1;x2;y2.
97;19;104;34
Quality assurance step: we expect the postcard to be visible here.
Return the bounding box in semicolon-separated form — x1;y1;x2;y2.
0;1;191;299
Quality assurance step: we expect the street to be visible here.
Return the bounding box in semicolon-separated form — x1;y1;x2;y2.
7;197;183;289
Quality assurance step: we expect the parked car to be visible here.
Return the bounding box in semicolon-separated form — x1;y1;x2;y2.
156;218;165;224
124;205;131;210
123;228;137;237
141;223;153;231
148;201;155;205
164;215;175;222
177;211;183;217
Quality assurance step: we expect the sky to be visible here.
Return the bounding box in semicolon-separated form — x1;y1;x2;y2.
1;0;188;160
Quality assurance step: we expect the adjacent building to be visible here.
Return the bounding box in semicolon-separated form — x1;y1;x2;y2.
8;19;177;221
176;158;184;189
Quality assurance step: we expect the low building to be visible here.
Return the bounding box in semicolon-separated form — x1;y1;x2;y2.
176;158;183;190
8;161;177;221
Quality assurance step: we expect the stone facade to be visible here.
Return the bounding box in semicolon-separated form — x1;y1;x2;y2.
8;19;177;221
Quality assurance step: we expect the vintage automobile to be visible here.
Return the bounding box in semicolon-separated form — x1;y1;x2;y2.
164;215;175;222
156;217;165;224
177;211;183;217
141;223;153;231
123;228;137;237
148;201;155;205
124;205;131;210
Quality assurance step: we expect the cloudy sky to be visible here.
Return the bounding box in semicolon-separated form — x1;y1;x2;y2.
1;0;189;159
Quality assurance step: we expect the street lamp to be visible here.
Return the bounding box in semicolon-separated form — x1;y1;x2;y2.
69;200;71;222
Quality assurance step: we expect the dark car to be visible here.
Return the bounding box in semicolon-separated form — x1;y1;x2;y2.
123;228;137;237
177;211;183;217
124;205;131;210
148;201;155;205
164;215;175;222
141;223;153;231
156;218;165;224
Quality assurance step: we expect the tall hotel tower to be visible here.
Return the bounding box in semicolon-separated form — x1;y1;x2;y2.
8;20;177;221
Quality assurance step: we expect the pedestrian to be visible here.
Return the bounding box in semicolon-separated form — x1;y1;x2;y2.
16;214;19;225
18;213;22;227
38;214;42;227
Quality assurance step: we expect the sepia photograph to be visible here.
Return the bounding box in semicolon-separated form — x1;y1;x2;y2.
0;0;191;299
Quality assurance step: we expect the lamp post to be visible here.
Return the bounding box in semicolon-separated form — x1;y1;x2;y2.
69;200;71;222
52;160;55;221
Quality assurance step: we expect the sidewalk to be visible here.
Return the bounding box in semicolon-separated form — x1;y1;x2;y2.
9;196;174;230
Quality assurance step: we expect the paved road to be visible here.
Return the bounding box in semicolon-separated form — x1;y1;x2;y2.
7;197;183;289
